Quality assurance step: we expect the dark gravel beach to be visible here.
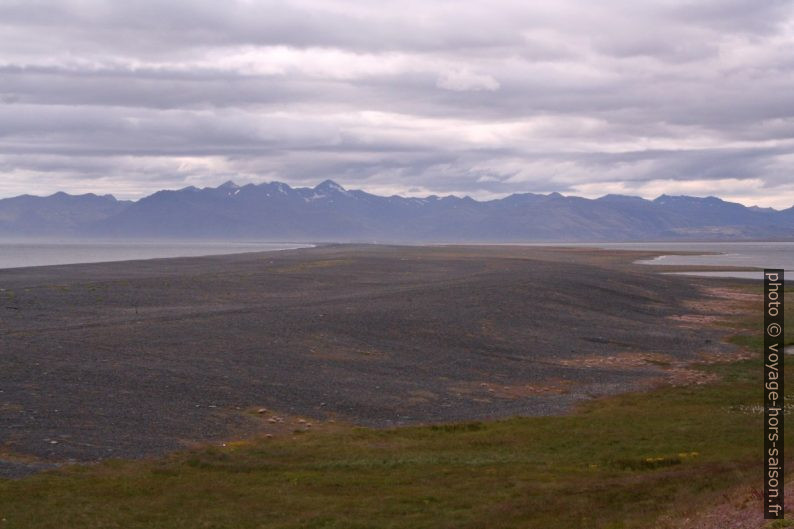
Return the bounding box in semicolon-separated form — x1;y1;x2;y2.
0;244;742;476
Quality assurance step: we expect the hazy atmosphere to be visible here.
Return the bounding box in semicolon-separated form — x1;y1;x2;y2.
2;3;792;526
2;0;794;207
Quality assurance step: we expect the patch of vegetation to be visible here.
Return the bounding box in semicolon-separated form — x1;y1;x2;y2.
274;258;354;274
765;519;794;528
0;284;789;528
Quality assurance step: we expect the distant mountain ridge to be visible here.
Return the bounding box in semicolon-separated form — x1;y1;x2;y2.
1;180;792;242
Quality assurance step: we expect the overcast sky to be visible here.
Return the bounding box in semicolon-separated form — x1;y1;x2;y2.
2;0;793;207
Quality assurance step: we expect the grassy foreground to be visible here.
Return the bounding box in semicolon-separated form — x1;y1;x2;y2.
0;285;790;528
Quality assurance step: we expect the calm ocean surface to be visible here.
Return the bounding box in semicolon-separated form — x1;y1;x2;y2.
0;240;309;270
594;242;794;279
1;240;791;278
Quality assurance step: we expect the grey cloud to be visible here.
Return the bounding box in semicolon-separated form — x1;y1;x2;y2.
0;0;793;205
666;0;793;34
0;0;523;55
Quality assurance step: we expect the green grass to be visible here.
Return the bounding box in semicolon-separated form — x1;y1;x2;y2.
766;520;794;528
0;285;790;528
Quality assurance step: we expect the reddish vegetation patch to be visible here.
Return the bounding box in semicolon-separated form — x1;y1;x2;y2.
557;351;674;370
703;287;761;303
191;407;341;444
490;379;574;398
668;314;726;326
306;333;391;362
0;444;42;464
555;352;720;387
696;349;754;364
673;287;761;328
450;379;574;400
404;389;439;405
661;367;720;387
656;480;793;529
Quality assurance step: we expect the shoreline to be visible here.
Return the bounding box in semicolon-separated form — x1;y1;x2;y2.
1;240;788;274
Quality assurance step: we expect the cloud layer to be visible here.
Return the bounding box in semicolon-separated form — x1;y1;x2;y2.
2;0;794;207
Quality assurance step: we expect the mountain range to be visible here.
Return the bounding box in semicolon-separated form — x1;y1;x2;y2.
1;180;793;242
